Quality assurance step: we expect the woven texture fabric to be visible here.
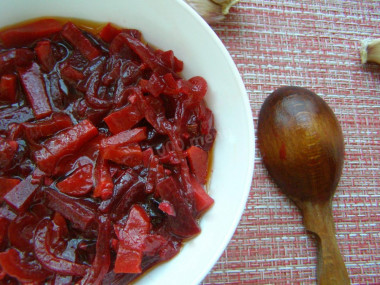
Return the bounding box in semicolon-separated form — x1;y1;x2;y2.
201;1;380;284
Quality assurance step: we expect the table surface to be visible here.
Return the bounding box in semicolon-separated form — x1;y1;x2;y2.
200;1;380;284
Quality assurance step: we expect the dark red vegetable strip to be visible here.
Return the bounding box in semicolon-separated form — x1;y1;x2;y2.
98;169;137;213
0;178;20;201
45;189;95;231
56;164;94;197
8;212;39;251
99;23;121;43
18;62;53;119
35;40;56;72
113;180;145;220
100;127;147;148
104;103;144;134
114;205;151;274
0;19;62;48
4;175;39;213
0;217;9;245
0;74;17;103
102;144;143;167
22;113;73;141
33;120;98;174
79;216;111;285
93;158;114;200
157;177;200;238
186;145;208;185
0;137;18;170
189;176;214;216
0;49;34;76
34;219;90;276
0;248;51;282
61;22;101;61
120;33;171;75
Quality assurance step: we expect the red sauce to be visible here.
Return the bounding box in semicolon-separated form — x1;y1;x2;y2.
0;18;216;284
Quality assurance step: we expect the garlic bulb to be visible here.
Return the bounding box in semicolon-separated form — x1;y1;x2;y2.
184;0;239;24
360;38;380;65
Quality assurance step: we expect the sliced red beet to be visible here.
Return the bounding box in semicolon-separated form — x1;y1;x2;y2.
186;145;209;185
56;164;94;197
4;175;39;213
22;113;73;142
61;22;101;61
79;216;111;285
33;120;98;174
0;248;51;283
0;74;17;103
34;219;90;276
35;40;56;72
18;62;53;119
8;212;39;251
158;201;176;216
189;176;214;216
104;103;145;134
157;177;200;238
0;49;34;76
99;23;122;43
0;19;62;47
98;170;137;213
100;127;147;148
45;189;95;231
102;144;143;167
0;137;18;170
0;217;9;245
0;178;20;201
114;205;151;274
93;158;114;200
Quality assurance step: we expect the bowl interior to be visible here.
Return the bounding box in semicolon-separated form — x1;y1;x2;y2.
0;0;255;284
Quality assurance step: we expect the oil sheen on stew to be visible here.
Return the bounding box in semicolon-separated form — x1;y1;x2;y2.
0;18;216;284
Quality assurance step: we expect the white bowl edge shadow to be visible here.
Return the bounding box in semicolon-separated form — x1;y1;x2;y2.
0;0;255;284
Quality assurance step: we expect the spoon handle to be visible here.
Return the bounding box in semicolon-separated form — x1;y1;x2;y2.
299;201;350;285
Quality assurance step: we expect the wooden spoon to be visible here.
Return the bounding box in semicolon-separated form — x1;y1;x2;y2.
257;86;350;285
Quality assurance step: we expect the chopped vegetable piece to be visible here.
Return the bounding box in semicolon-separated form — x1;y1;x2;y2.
61;22;101;61
56;164;94;197
4;175;39;212
0;248;51;282
0;178;20;201
8;212;39;251
114;205;151;274
0;137;18;170
93;158;114;200
104;103;145;134
80;216;111;284
102;144;143;167
0;49;34;76
190;176;214;215
0;19;62;47
35;40;56;72
18;62;53;119
99;23;122;43
158;201;176;216
22;113;73;142
34;120;98;173
100;127;147;148
0;74;17;103
186;145;209;184
34;219;90;276
157;177;200;238
45;189;95;231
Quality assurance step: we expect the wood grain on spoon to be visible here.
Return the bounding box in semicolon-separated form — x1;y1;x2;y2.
257;86;350;285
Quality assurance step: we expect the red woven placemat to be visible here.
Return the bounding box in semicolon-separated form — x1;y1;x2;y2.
202;1;380;284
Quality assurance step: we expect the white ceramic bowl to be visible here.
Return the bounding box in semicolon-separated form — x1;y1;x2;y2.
0;0;255;284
